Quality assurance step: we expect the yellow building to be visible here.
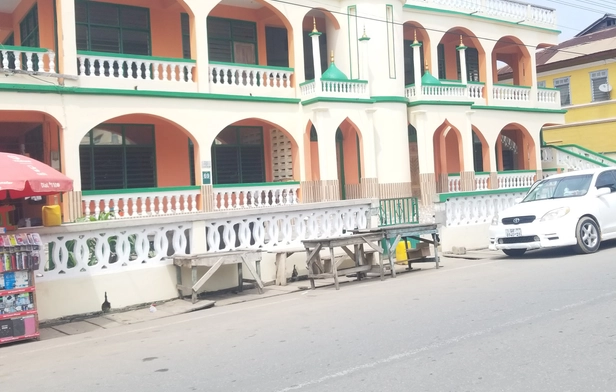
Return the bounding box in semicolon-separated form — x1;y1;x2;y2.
500;14;616;157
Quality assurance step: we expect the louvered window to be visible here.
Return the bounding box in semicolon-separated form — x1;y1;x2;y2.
181;13;191;59
80;124;156;191
538;80;546;88
76;1;151;55
20;5;39;48
437;44;446;79
554;76;571;106
266;27;288;67
591;70;610;102
207;17;256;64
404;40;425;85
212;127;265;185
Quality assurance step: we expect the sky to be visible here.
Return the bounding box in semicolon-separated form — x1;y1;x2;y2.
529;0;616;41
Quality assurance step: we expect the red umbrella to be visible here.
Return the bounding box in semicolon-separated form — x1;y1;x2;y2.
0;153;73;200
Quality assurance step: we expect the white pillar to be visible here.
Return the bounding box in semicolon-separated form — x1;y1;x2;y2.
462;111;476;172
412;41;423;98
359;28;370;81
56;0;78;77
530;48;539;106
193;12;210;93
457;36;468;85
310;18;323;94
363;109;378;178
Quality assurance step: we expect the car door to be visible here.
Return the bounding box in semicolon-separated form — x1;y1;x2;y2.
593;170;616;235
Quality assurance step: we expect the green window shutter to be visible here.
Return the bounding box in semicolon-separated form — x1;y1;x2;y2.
437;44;446;79
214;147;240;184
181;13;191;59
240;146;265;183
79;146;93;191
93;146;125;190
125;146;156;188
265;26;288;68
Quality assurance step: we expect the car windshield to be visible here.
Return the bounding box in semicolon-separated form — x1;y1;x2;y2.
522;174;593;202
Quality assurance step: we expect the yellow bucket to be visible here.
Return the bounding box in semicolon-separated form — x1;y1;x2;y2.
395;240;413;264
42;205;62;227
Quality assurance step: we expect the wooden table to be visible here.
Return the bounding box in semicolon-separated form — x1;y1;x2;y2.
376;223;440;277
302;232;385;290
174;250;264;303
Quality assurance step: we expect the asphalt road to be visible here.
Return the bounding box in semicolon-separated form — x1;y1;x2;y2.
3;243;616;392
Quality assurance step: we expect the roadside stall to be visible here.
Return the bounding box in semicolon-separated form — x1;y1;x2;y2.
0;153;73;345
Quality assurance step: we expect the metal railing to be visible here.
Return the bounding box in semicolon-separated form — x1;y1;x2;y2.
379;197;419;227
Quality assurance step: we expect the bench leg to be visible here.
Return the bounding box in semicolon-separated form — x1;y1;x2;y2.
330;246;339;290
433;233;440;269
276;252;287;286
191;266;198;304
175;265;183;299
237;263;243;292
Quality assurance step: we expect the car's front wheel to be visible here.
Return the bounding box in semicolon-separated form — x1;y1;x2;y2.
575;217;601;254
502;249;526;257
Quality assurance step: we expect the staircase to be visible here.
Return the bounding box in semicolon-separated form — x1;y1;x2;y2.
541;144;616;172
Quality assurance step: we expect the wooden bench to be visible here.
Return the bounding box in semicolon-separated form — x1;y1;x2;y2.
174;250;263;303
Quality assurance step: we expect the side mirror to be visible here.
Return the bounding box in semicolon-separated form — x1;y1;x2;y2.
596;187;611;197
514;197;523;204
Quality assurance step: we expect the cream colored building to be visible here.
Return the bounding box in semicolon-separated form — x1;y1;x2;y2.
0;0;570;319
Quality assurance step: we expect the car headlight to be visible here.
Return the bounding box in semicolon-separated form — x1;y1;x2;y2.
491;214;499;226
540;207;570;221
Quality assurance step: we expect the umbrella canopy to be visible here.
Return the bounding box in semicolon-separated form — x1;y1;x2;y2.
0;153;73;200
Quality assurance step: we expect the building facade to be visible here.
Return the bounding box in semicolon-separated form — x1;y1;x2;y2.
0;0;566;224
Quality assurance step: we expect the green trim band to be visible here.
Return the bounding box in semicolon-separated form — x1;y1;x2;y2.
408;100;474;107
320;78;368;83
299;79;315;87
448;173;460;177
471;105;567;114
555;144;616;165
494;83;531;89
0;83;301;104
301;97;374;105
538;86;560;91
77;50;196;64
213;181;300;189
372;96;409;103
0;45;48;53
209;61;293;72
476;172;490;175
497;169;536;174
402;4;560;34
438;187;530;203
82;186;200;196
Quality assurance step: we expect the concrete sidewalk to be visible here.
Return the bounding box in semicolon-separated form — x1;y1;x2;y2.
38;253;498;341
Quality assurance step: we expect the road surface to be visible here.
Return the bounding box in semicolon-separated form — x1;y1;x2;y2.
3;244;616;392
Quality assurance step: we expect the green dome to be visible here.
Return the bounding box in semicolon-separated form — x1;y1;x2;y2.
421;71;441;85
321;62;348;81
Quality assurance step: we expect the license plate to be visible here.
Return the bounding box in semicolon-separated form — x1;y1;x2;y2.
506;228;522;237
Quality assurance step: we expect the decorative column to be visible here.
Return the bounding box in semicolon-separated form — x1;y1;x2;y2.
530;48;539;106
410;30;423;99
359;27;371;92
194;12;210;93
457;35;468;85
56;0;78;78
309;18;323;94
60;125;83;222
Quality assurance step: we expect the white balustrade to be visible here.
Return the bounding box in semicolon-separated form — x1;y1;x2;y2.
497;171;536;189
77;53;195;85
492;85;531;102
405;85;417;99
422;84;466;98
82;188;201;219
537;88;560;106
209;63;293;90
475;173;490;190
213;183;300;211
448;176;461;192
300;80;316;96
542;145;611;171
559;145;616;167
467;83;484;100
31;199;372;280
405;0;557;28
1;47;55;73
321;79;369;97
443;190;529;227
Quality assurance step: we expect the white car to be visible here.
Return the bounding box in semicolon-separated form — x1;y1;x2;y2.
489;168;616;257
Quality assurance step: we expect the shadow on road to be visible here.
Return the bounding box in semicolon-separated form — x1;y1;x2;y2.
498;239;616;260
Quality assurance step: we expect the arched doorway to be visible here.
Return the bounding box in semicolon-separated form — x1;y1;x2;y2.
438;27;486;82
302;8;340;80
492;36;531;86
335;119;362;200
433;121;463;193
495;123;536;172
403;22;431;85
0;110;64;225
